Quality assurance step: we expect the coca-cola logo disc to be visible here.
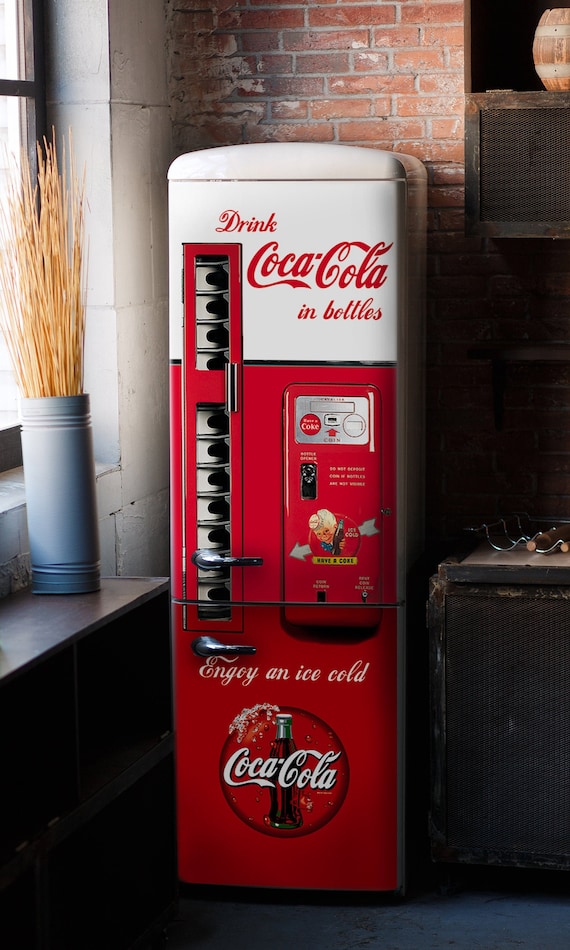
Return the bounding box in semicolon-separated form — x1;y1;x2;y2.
219;703;349;837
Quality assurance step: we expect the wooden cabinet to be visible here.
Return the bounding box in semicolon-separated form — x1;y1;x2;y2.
465;3;570;238
0;578;177;950
465;90;570;237
429;547;570;871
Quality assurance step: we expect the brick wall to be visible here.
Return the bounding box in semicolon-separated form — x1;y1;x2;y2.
166;0;570;551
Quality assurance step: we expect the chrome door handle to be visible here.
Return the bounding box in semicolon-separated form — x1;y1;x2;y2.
191;636;256;657
191;549;263;570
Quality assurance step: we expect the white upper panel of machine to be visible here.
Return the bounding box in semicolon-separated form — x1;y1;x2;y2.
168;143;424;363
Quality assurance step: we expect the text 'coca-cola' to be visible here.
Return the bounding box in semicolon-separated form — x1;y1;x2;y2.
247;241;393;290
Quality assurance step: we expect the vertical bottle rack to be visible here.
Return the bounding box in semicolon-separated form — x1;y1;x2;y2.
194;256;230;371
193;255;232;620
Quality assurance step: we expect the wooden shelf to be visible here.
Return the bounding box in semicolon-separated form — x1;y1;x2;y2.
0;578;177;950
466;2;547;95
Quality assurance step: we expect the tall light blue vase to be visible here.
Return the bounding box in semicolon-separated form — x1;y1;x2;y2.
20;394;100;594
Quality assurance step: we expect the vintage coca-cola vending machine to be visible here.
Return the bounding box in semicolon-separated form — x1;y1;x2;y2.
169;143;426;893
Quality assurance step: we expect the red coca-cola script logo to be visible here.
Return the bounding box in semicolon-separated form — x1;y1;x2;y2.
247;241;392;290
220;704;349;837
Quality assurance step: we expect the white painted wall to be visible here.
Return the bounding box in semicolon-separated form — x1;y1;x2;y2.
44;0;172;577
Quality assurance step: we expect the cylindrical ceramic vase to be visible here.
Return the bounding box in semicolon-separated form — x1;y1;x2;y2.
20;394;100;594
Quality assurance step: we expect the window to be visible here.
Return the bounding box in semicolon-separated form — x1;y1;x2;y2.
0;0;45;465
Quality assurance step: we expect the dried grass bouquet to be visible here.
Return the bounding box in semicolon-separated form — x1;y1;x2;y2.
0;130;87;398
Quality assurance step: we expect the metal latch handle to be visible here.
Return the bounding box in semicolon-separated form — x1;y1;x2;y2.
191;549;263;570
225;362;239;413
191;636;256;657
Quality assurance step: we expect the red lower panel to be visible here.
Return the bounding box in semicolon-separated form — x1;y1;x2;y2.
174;604;400;891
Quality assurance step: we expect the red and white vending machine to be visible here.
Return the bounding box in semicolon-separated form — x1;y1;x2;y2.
169;143;426;893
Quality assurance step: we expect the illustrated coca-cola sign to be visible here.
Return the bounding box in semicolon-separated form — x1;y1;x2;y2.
219;703;349;837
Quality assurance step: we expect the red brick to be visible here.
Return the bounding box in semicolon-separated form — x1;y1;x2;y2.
535;275;570;297
338;118;427;141
371;26;422;48
439;252;507;278
413;140;464;162
539;427;570;452
309;6;396;28
175;34;237;63
401;3;463;24
420;73;465;95
430;275;489;298
240;33;282;53
242;55;294;75
448;47;465;71
436;207;467;231
428;183;464;207
295;52;352;74
283;30;370;51
240;76;326;98
397;96;463;116
247;123;336;143
219;8;304;30
487;275;526;296
311;99;372;119
328;73;391;95
271;101;309;119
428;233;479;256
431;164;465;185
173;11;217;37
422;25;464;46
394;50;447;72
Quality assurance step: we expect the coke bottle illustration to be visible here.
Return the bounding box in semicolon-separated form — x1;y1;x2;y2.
267;713;303;829
331;517;345;555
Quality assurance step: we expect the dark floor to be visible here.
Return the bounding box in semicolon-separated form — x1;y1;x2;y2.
159;550;570;949
161;866;570;949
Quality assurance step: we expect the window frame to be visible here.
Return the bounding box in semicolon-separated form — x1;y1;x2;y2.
0;0;46;472
0;0;46;157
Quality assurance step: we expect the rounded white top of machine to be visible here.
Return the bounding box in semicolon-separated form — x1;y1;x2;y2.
168;142;422;182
